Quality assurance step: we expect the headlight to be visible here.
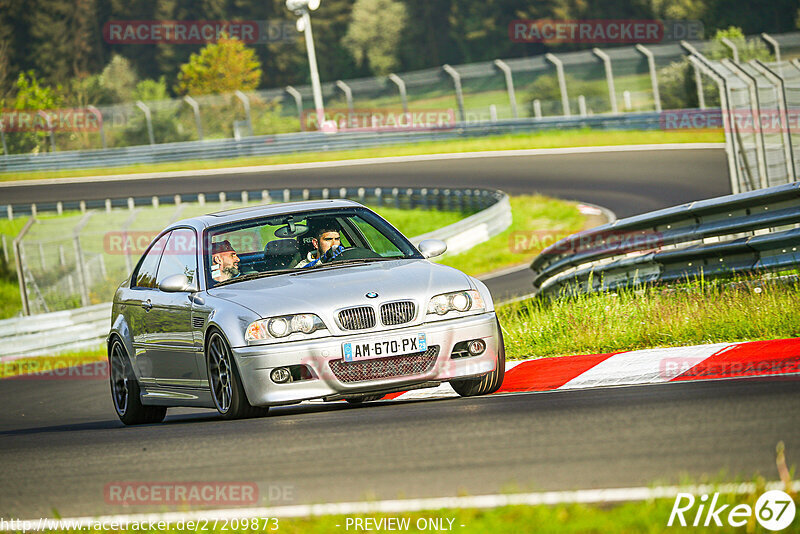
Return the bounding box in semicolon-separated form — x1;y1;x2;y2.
427;290;485;316
245;314;327;341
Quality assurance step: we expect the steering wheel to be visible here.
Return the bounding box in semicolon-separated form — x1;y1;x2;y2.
324;247;382;263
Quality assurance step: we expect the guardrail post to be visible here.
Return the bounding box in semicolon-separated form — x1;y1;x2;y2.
420;188;428;210
135;101;155;145
592;48;618;114
533;99;542;118
635;44;662;113
392;188;399;208
284;189;291;203
152;195;160;208
442;65;466;123
388;74;409;115
183;96;204;140
720;37;740;63
30;204;37;218
1;234;8;264
36;111;56;152
0;128;7;156
127;197;135;210
406;188;415;209
87;105;106;149
723;58;769;189
375;187;382;206
493;59;519;119
335;80;354;117
105;199;112;213
56;201;63;215
219;192;227;205
241;191;248;204
322;188;329;199
339;187;347;199
234;90;254;137
198;193;205;206
261;190;271;203
545;53;570;117
13;218;34;315
6;205;12;220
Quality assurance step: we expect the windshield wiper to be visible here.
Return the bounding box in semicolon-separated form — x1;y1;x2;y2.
213;270;291;287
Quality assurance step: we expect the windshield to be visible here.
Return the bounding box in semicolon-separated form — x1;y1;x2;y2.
204;207;423;286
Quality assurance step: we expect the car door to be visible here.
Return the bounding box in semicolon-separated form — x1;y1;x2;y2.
121;231;171;384
146;228;203;388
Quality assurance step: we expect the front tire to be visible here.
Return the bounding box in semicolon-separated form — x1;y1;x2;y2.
206;331;269;420
109;338;167;425
450;319;506;397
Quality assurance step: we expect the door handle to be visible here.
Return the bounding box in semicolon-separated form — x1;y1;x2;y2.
142;299;153;311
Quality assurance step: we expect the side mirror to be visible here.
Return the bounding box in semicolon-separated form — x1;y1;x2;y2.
418;239;447;259
159;273;199;293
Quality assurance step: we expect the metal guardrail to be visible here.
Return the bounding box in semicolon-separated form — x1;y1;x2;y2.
0;303;111;360
1;187;511;355
0;112;666;174
530;181;800;296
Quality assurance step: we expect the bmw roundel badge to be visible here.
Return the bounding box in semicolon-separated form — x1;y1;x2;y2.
366;292;379;299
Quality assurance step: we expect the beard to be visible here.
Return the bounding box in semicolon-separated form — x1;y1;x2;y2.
223;264;240;278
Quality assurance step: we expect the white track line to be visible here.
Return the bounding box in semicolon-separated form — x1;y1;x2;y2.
14;481;797;528
0;143;725;188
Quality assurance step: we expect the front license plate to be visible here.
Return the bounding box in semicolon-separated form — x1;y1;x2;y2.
342;333;427;362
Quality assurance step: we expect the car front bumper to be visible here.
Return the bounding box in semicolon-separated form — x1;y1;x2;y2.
232;312;500;406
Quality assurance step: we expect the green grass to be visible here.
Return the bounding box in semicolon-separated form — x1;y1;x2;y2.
498;276;800;359
0;129;723;182
437;195;587;276
26;483;800;533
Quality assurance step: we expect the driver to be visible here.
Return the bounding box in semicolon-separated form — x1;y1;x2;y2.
211;240;240;282
295;226;346;268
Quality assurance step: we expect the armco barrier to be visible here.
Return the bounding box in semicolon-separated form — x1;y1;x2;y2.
0;303;111;360
531;181;800;296
0;112;664;174
2;188;511;355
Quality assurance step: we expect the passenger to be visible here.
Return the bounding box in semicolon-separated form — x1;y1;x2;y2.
295;226;346;268
211;240;240;282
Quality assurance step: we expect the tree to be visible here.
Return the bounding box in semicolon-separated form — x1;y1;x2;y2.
175;35;262;95
707;26;772;62
2;72;65;154
342;0;408;75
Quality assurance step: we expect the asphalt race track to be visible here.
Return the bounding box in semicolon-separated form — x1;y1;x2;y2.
4;146;796;520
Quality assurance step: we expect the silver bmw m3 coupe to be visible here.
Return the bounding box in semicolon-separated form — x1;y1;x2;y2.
108;199;505;424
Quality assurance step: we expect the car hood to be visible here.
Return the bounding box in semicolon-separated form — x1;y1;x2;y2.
207;259;473;318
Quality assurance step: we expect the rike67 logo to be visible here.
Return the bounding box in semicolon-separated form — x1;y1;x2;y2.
668;490;796;530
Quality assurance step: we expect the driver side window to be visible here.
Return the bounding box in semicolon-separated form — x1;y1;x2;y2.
134;232;170;289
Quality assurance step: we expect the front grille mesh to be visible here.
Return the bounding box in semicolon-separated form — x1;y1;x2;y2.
329;346;440;383
338;306;376;330
380;301;416;326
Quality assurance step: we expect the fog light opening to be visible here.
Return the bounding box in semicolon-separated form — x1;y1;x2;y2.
271;367;292;384
468;339;486;356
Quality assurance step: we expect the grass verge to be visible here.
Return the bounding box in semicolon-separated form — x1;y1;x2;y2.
498;275;800;359
437;195;587;277
0;129;723;182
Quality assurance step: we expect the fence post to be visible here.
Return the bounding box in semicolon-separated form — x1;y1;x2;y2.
760;33;782;75
14;218;35;315
493;59;518;119
183;96;204;140
86;105;106;149
635;44;662;113
723;59;769;189
72;212;94;308
135;101;155;145
0;128;7;156
578;96;588;117
335;80;354;117
533;100;542;118
750;59;795;181
285;86;305;131
388;74;409;115
692;63;706;109
720;37;740;63
442;65;466;123
592;48;618;114
234;90;254;137
36;111;56;152
1;234;8;264
687;55;740;194
545;53;570;117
